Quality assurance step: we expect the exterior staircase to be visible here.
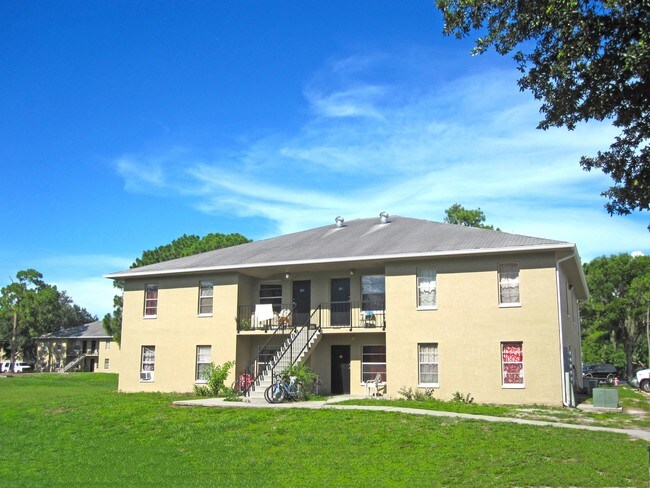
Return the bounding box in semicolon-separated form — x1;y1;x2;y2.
59;354;86;373
247;325;322;400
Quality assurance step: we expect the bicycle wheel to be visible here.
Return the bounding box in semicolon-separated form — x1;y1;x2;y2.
266;383;284;403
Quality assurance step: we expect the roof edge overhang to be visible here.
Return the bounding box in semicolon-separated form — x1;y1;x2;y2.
104;243;576;280
38;335;113;340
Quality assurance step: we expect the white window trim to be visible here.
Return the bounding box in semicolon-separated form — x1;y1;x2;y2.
416;268;437;310
140;346;155;383
360;344;387;385
418;343;439;387
144;284;158;318
195;345;212;384
501;342;525;389
498;263;521;307
198;281;214;317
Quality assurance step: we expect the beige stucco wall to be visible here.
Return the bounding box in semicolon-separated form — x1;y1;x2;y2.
118;273;239;392
96;339;121;373
117;251;580;405
385;252;564;405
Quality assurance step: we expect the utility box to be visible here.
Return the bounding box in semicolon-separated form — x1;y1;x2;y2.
593;388;619;408
585;379;599;395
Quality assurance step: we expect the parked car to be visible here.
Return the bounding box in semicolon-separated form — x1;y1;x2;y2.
630;368;650;392
582;364;618;385
0;361;31;373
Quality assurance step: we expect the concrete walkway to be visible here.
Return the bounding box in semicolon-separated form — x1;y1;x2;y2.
173;396;650;442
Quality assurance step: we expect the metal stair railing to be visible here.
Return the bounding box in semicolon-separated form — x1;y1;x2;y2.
237;305;297;396
270;305;322;381
59;354;86;373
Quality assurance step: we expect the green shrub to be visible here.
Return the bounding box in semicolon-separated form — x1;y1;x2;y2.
193;360;236;397
451;391;474;403
398;386;436;401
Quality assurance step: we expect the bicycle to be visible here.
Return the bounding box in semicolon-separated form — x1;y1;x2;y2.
265;374;305;403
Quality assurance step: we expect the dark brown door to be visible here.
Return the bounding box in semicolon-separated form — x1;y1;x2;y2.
331;345;351;394
331;278;350;326
292;280;311;325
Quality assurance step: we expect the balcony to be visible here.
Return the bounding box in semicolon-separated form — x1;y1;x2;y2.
237;301;386;332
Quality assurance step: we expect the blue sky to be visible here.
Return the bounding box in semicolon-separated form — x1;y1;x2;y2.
1;1;647;318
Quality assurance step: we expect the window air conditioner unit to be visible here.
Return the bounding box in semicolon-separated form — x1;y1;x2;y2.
140;371;153;381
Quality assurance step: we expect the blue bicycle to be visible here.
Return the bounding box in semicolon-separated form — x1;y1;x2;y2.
265;374;305;403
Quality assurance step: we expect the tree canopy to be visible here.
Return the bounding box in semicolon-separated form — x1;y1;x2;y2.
436;0;649;225
444;203;499;230
0;269;96;362
581;253;650;376
103;232;252;342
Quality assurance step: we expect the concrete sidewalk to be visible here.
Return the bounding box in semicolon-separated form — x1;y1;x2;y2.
173;396;650;441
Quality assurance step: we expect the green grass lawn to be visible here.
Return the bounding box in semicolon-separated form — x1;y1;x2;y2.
1;374;648;487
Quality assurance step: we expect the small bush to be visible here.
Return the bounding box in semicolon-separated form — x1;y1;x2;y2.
451;391;474;404
398;386;436;401
193;360;236;397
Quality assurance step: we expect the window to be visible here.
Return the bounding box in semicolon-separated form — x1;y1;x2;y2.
140;346;155;381
198;281;214;315
361;275;385;311
498;264;520;305
104;358;110;370
196;346;211;382
417;268;436;309
418;343;439;386
259;283;282;313
105;341;110;350
144;284;158;317
362;345;386;383
501;342;524;387
257;346;280;376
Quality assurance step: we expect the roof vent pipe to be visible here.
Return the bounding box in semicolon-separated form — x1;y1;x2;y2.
335;216;345;228
379;211;389;224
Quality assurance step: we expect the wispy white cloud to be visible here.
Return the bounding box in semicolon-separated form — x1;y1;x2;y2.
111;47;648;260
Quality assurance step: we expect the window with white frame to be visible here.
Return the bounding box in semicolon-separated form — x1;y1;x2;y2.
501;342;524;387
104;358;110;370
196;345;211;382
198;281;214;315
417;268;437;308
498;264;520;305
361;275;385;311
144;284;158;317
140;346;155;381
259;283;282;313
418;343;439;386
362;345;386;383
105;341;110;350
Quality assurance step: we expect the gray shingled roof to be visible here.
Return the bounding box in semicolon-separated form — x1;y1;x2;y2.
39;321;111;340
106;216;574;279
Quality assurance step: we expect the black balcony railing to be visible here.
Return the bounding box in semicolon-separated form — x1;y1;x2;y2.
237;303;296;331
237;301;385;332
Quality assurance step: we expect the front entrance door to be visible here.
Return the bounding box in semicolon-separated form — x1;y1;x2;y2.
331;278;350;326
331;345;351;394
292;280;311;326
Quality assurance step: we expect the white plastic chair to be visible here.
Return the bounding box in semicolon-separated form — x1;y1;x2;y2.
365;372;382;397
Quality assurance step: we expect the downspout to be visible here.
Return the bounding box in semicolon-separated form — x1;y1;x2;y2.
556;252;576;407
